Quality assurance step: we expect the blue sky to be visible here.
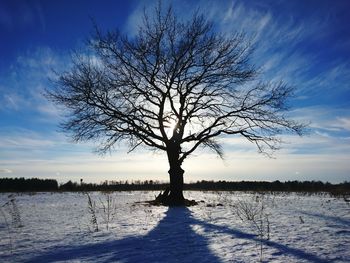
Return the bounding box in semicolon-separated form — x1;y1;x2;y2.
0;0;349;183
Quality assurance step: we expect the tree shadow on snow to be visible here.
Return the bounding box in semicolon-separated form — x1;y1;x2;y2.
25;207;221;263
198;220;330;263
299;210;350;228
25;207;330;263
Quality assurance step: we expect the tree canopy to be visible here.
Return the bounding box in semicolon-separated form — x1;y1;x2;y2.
47;5;304;205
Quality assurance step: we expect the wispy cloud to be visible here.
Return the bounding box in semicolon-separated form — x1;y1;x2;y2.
1;93;26;111
0;47;68;119
0;134;56;149
290;106;350;133
336;117;350;131
0;168;12;174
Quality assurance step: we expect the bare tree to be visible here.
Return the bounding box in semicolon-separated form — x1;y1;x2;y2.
47;6;304;205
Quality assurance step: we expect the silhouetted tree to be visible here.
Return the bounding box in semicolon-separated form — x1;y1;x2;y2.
47;5;304;205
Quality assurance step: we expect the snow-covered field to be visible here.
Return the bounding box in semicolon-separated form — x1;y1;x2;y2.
0;191;349;262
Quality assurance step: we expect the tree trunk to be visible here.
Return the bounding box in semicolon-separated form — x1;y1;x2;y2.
165;143;185;206
168;165;185;205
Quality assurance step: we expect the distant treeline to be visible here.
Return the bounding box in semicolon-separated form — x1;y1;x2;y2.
0;177;349;194
0;177;58;192
187;180;350;194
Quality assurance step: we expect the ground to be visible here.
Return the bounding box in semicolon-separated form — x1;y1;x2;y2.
0;191;349;262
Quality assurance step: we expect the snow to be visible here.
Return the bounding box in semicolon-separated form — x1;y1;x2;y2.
0;191;349;262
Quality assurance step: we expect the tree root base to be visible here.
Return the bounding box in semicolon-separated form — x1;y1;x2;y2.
145;198;198;207
138;189;198;207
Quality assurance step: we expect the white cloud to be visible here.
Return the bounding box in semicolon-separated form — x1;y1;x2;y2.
0;136;55;149
0;169;12;173
0;126;348;184
36;102;61;119
0;129;78;162
337;117;350;131
300;61;350;96
290;106;350;134
0;46;69;121
2;93;24;111
182;149;350;183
